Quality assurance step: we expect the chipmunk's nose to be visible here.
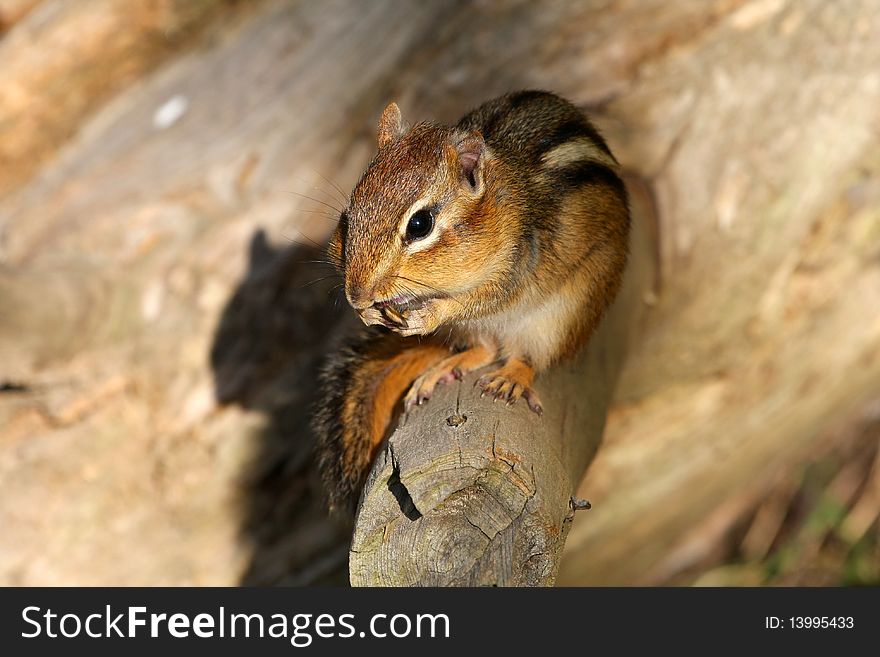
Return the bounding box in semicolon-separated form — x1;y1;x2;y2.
345;280;375;310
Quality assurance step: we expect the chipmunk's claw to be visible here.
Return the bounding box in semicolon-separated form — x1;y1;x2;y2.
476;373;542;416
524;389;544;416
404;367;460;413
403;384;430;412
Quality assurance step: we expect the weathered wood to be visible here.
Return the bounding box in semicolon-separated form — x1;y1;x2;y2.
0;0;250;200
349;179;658;586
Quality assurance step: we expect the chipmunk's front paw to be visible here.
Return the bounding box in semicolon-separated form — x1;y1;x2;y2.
475;360;543;416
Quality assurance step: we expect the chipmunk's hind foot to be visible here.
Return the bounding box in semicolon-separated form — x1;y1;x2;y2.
403;345;496;412
476;358;543;416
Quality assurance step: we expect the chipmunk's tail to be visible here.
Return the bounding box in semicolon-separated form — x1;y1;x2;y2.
312;327;448;513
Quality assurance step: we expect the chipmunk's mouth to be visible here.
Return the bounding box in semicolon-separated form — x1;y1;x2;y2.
374;294;424;311
370;293;437;330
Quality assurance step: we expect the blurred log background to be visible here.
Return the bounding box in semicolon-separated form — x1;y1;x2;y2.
0;0;878;586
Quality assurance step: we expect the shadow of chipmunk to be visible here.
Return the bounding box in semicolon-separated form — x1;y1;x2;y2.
210;228;358;585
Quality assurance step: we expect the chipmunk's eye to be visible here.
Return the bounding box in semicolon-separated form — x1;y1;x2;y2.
405;209;434;242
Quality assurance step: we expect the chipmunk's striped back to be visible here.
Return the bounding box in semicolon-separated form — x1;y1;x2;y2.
456;90;618;172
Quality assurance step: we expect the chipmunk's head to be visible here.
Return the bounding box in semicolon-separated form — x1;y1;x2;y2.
329;102;506;336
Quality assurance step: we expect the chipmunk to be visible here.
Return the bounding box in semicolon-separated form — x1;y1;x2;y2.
313;90;630;511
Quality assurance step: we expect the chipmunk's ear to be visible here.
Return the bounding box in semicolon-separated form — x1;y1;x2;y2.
377;102;406;148
455;131;485;192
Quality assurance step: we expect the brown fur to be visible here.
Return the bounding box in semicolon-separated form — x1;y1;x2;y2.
313;328;449;512
344;339;448;468
316;91;630;510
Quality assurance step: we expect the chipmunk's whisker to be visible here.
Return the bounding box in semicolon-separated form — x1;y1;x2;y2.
391;275;467;311
280;189;344;215
281;230;325;251
301;274;343;289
